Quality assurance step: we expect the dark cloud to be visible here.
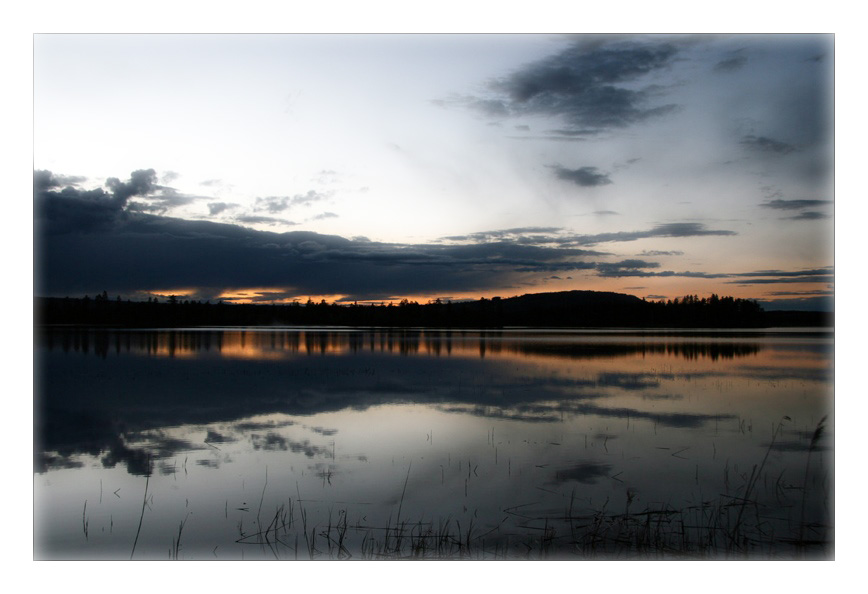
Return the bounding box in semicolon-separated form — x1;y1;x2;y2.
570;222;736;246
35;174;610;298
207;202;238;216
735;268;833;278
644;222;732;238
546;128;602;137
760;199;831;210
551;165;612;187
714;55;748;72
447;37;684;133
34;170;57;191
724;267;834;285
36;176;125;234
506;134;590;143
254;196;290;213
729;278;832;285
32;170;763;299
106;168;159;205
640;250;683;256
126;202;170;215
442;222;735;249
595;259;660;277
596;269;729;279
507;128;603;142
127;189;198;215
234;214;298;226
741;134;797;155
36;168;203;228
312;212;338;221
784;211;829;220
760;198;831;221
594;210;619;216
254;191;329;214
441;226;573;244
596;265;834;282
34;170;87;191
587;263;833;283
765;290;833;297
489;38;681;130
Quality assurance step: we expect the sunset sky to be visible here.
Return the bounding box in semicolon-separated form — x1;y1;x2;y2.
33;33;834;309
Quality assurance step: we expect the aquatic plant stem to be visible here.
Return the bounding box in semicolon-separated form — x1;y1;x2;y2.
130;457;151;560
731;416;788;552
396;463;411;529
799;416;827;551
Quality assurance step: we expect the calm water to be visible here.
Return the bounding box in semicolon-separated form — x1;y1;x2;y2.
34;327;833;559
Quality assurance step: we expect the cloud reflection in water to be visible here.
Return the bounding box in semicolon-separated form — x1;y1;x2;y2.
34;328;815;476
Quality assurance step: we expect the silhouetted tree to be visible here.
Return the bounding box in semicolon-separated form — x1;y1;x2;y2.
35;289;819;329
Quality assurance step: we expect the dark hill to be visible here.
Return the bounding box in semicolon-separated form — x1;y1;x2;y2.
497;290;650;327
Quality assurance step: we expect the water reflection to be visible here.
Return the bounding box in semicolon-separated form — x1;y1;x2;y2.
34;328;833;559
551;462;614;485
35;329;831;476
39;327;775;361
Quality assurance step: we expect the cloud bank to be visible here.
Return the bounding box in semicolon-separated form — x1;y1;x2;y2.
34;169;828;301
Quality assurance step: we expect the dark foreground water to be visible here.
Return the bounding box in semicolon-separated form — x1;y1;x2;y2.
34;327;833;560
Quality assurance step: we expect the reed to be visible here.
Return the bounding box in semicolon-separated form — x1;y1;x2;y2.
798;416;827;554
69;415;831;560
130;456;151;560
170;514;188;560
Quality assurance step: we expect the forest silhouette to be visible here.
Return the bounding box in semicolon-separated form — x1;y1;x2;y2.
35;290;832;328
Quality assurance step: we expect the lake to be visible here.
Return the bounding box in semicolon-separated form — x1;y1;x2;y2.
34;327;833;560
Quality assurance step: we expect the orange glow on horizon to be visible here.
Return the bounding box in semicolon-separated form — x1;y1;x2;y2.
215;289;350;305
144;288;199;300
169;277;832;309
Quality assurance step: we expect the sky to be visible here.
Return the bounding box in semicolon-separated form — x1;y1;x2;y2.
33;33;834;309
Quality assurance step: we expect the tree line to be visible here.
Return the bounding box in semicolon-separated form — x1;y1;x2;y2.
34;289;830;329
